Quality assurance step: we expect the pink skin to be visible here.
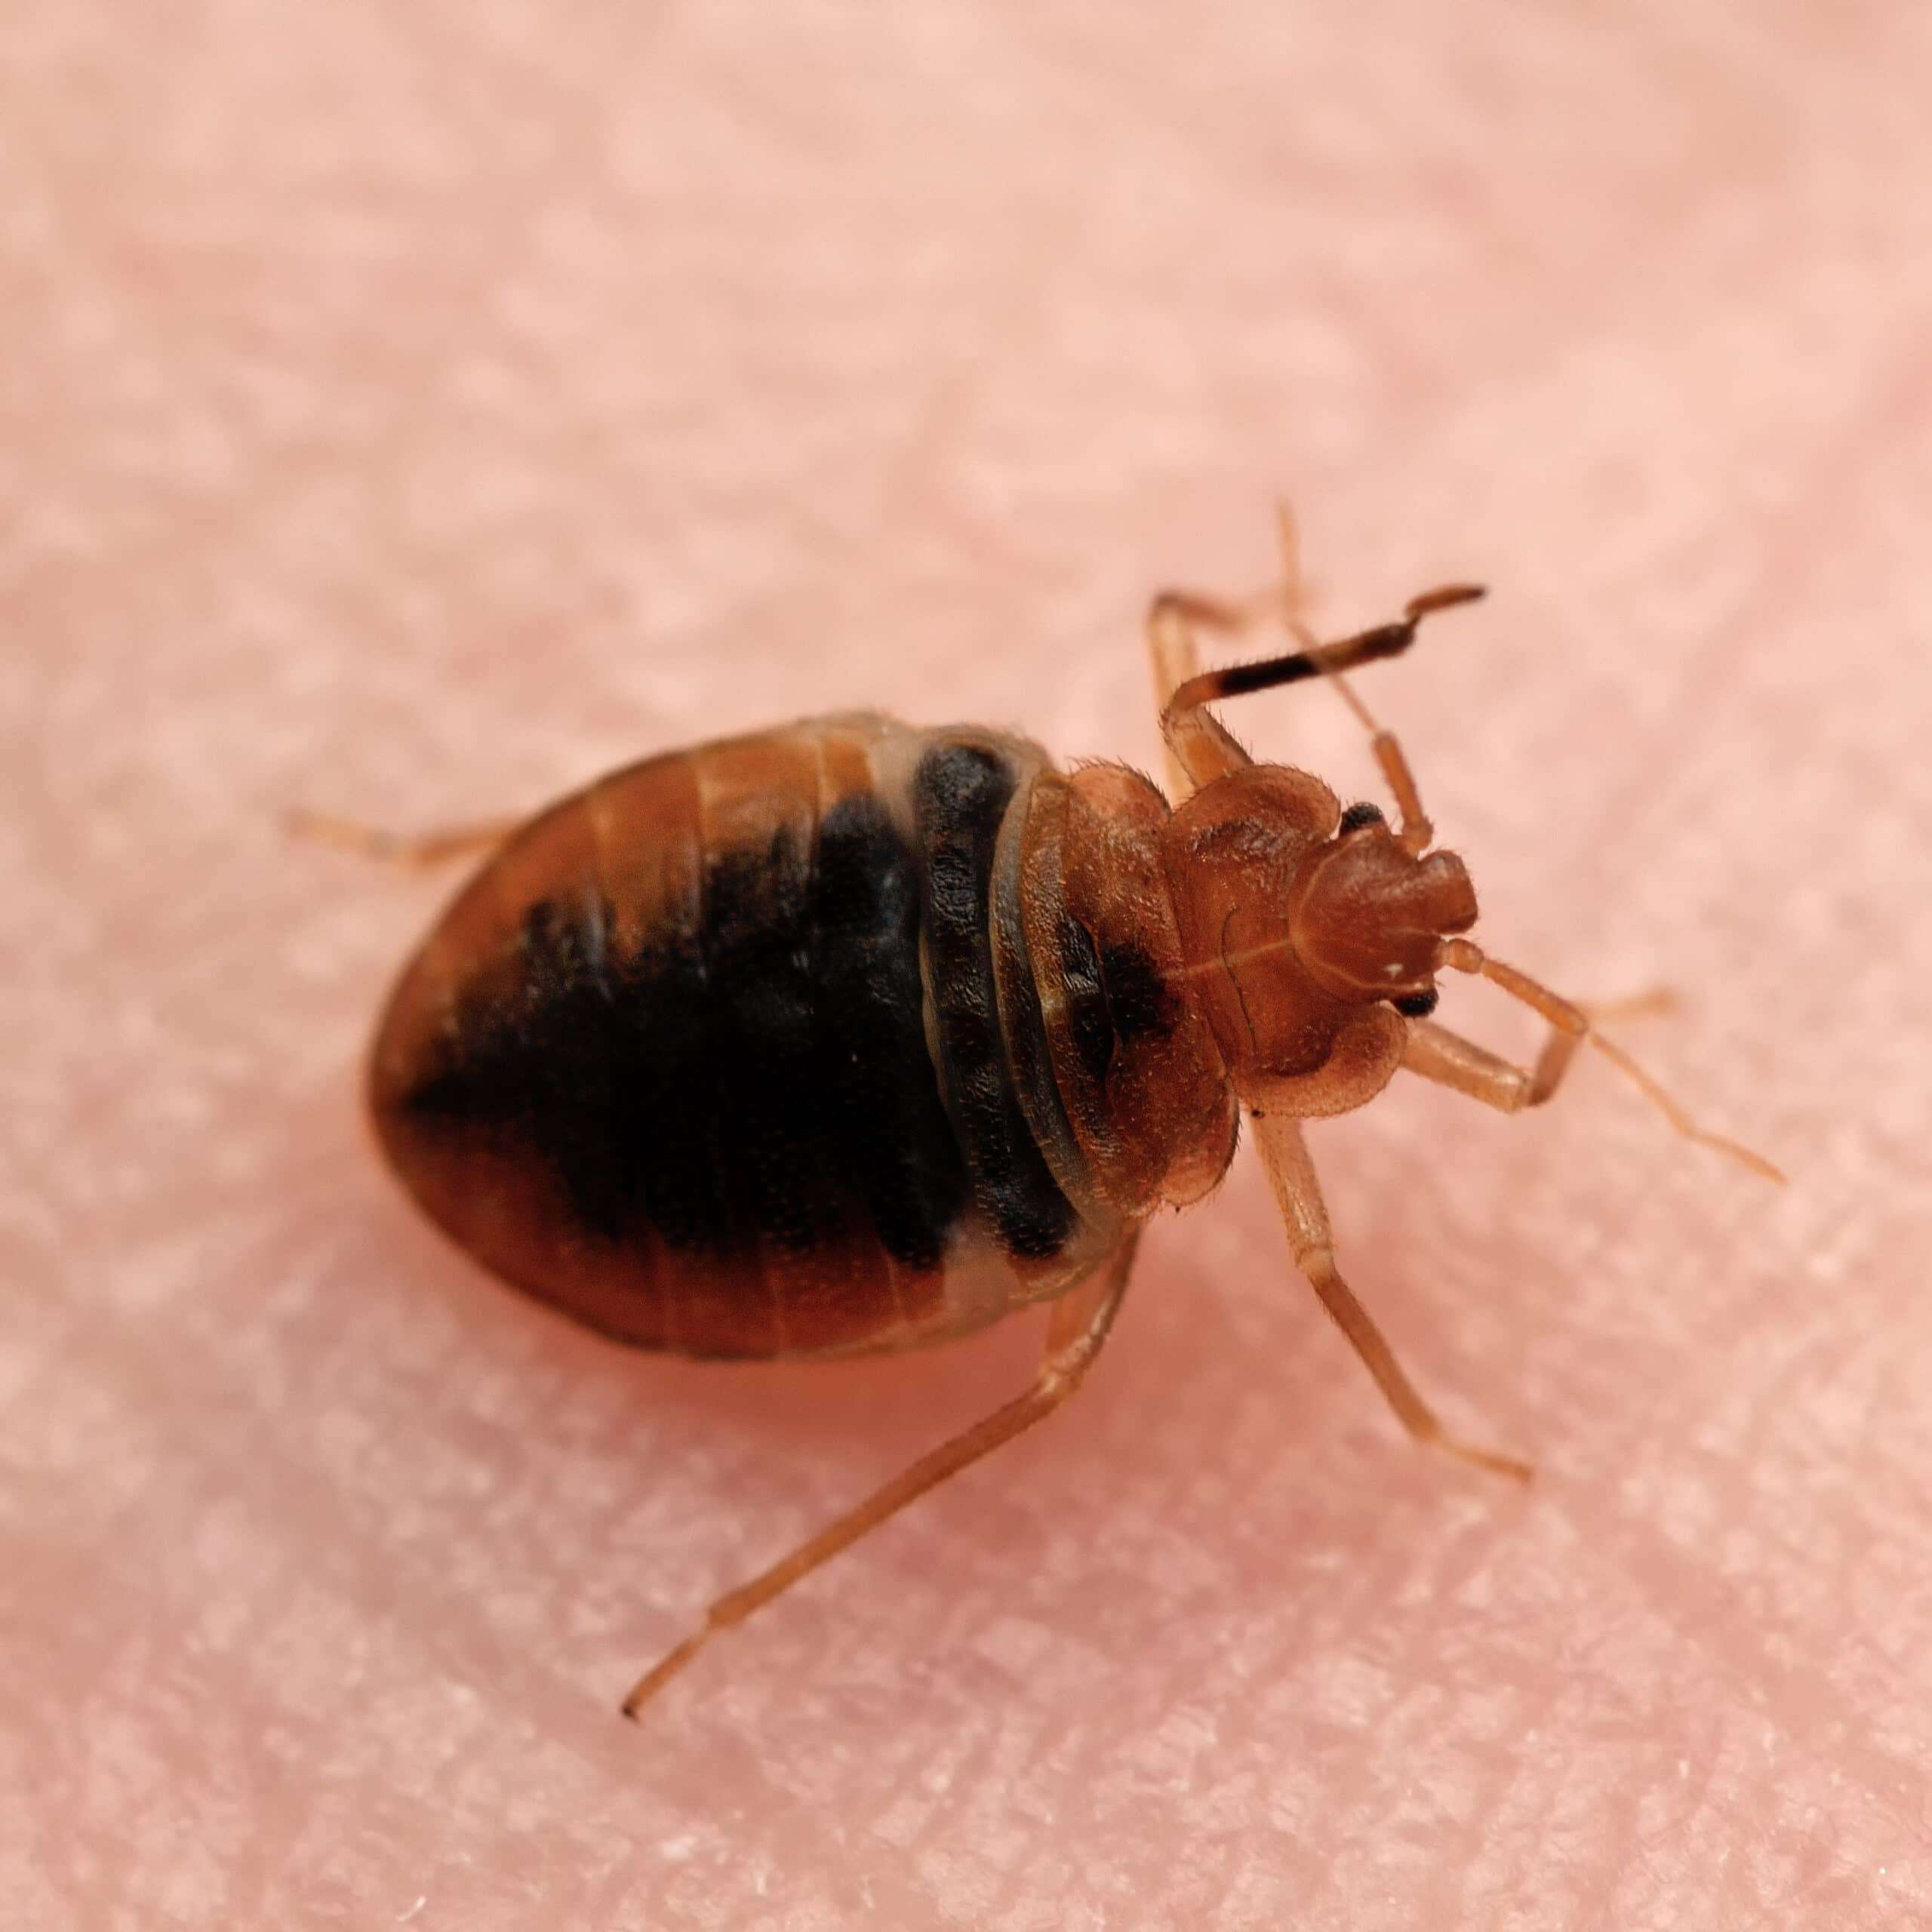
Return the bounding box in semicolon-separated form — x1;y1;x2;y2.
5;5;1930;1927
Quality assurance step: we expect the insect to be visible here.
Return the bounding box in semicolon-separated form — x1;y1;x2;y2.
301;512;1780;1718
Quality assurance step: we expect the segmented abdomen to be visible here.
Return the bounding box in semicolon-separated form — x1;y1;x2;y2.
369;715;1134;1358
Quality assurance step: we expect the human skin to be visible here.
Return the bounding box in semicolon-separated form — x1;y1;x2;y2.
5;2;1932;1927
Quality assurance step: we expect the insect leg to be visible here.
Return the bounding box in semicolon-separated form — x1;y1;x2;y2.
620;1234;1143;1718
1249;1109;1531;1482
1151;587;1275;799
1142;505;1317;796
1415;941;1785;1180
284;808;518;871
1160;569;1484;851
1399;1013;1585;1114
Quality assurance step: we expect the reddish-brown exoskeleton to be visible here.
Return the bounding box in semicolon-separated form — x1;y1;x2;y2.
302;510;1780;1715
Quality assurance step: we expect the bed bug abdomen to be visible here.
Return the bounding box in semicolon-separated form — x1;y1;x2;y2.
368;715;1121;1360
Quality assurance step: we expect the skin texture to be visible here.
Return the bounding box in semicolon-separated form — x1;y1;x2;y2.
5;4;1930;1927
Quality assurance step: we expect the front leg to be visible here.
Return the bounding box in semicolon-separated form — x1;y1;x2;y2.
1144;587;1272;800
1152;555;1484;829
1145;502;1318;799
1399;1014;1584;1115
1404;954;1783;1183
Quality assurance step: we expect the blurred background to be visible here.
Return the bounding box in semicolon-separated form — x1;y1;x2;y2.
6;5;1930;1929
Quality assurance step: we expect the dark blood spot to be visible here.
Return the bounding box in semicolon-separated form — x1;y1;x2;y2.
1057;911;1115;1088
405;801;973;1272
1098;940;1176;1043
914;743;1077;1263
809;795;971;1270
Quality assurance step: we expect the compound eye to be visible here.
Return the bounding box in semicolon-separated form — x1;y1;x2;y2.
1338;801;1386;833
1392;987;1439;1020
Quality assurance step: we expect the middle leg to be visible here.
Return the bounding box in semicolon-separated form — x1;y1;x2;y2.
1248;1109;1532;1482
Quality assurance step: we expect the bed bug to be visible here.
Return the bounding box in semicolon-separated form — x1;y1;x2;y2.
299;511;1780;1717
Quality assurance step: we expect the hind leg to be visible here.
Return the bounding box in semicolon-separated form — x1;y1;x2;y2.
620;1232;1143;1717
284;808;518;871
